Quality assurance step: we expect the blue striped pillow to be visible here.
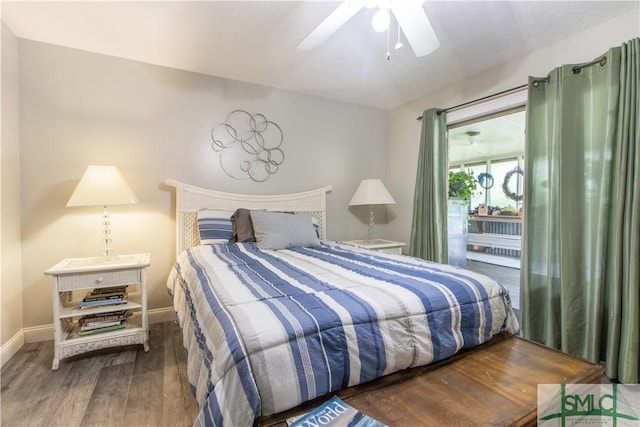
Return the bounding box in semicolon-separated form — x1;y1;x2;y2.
197;209;233;245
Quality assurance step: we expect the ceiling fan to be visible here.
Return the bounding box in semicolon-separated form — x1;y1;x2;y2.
297;0;440;57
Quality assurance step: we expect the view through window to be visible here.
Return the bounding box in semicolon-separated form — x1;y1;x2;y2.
447;109;525;310
449;110;525;214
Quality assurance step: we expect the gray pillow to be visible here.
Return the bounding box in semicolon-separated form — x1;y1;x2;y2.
250;211;320;250
230;208;257;243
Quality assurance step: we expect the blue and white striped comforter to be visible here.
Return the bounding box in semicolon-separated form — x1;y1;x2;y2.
167;242;519;427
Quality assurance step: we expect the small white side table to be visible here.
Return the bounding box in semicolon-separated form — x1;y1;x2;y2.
342;239;406;255
45;253;150;370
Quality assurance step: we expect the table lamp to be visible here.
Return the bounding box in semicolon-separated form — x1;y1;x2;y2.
67;165;138;257
349;179;396;243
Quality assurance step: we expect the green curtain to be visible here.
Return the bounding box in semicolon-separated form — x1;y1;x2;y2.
409;108;448;263
522;38;639;383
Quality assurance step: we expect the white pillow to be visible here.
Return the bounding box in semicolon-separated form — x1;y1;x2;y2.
250;211;320;250
196;209;233;245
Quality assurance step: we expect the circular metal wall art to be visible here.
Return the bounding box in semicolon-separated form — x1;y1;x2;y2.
211;110;284;182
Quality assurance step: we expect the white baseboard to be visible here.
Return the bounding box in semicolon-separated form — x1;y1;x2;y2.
1;330;25;369
149;306;176;324
23;324;53;343
2;306;177;365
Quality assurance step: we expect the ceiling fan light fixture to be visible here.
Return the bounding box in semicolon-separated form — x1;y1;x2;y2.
395;21;403;50
466;130;481;145
372;8;390;32
297;0;439;58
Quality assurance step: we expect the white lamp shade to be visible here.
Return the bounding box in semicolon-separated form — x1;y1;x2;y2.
67;165;138;207
349;179;396;206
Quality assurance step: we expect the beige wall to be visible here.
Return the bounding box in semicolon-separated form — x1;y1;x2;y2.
385;10;640;248
1;22;24;349
16;40;388;329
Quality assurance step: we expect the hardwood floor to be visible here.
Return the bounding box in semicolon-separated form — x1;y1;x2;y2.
3;321;615;427
466;260;521;309
1;322;198;427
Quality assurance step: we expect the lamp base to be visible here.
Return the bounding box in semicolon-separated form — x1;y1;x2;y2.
366;204;376;243
102;205;113;257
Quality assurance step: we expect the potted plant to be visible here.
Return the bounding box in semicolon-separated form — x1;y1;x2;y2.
448;170;478;204
447;170;478;268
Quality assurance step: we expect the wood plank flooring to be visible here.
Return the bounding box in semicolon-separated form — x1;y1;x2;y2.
1;322;198;427
2;321;614;427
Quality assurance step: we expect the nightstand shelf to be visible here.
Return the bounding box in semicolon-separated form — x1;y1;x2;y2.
342;239;406;255
58;293;142;318
63;312;143;341
45;253;150;370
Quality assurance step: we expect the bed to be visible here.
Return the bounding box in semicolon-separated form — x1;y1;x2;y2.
165;179;519;427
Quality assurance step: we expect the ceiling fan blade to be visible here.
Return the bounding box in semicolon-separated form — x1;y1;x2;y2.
297;0;364;51
391;3;439;57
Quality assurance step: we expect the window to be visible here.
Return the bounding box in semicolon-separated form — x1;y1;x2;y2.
448;109;525;212
489;158;522;209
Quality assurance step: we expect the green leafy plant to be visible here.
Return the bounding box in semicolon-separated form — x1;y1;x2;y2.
448;170;478;204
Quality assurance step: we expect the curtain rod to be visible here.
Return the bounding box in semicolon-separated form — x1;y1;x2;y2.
416;84;528;121
415;53;609;121
534;55;608;87
572;54;607;74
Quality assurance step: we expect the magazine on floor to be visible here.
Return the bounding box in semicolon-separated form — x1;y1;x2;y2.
288;396;387;427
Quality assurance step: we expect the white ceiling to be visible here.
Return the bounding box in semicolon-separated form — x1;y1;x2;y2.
2;1;638;110
449;110;525;165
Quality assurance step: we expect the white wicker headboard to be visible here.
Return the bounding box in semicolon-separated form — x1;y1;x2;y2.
165;179;333;254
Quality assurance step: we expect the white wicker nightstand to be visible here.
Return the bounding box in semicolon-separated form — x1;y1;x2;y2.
45;253;150;370
342;239;406;255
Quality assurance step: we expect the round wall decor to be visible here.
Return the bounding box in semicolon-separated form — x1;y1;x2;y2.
478;172;494;189
211;110;284;182
502;167;524;201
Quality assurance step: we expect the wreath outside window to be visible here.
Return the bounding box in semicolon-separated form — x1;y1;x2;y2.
477;172;494;189
502;167;524;201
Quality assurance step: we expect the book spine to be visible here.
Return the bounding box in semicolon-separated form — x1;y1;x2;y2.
79;298;127;308
91;286;128;294
83;294;124;302
83;291;128;301
80;320;124;331
79;311;129;324
78;322;126;335
81;309;128;318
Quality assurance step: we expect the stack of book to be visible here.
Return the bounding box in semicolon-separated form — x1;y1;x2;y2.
78;310;129;335
79;286;128;309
